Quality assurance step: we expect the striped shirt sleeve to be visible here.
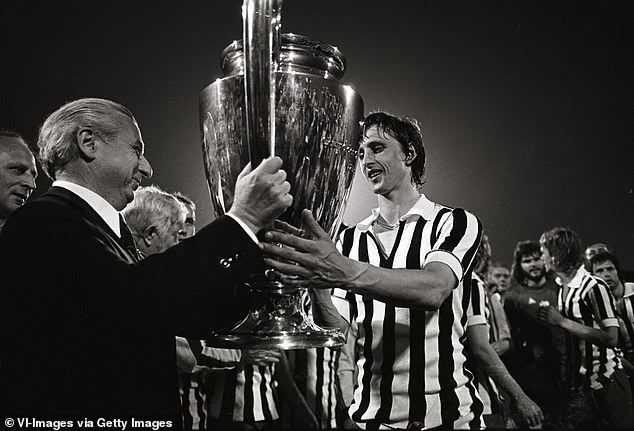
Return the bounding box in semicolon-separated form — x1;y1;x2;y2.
466;276;488;327
424;208;482;283
176;336;241;373
585;278;619;328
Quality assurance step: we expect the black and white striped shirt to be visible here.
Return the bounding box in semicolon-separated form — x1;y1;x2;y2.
175;339;241;430
291;293;348;429
558;267;621;390
293;347;341;429
464;274;504;416
206;364;279;423
333;194;483;430
617;283;634;362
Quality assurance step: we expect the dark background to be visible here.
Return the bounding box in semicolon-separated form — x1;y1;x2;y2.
2;1;633;265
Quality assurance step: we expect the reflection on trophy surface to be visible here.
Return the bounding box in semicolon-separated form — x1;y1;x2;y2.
200;0;363;349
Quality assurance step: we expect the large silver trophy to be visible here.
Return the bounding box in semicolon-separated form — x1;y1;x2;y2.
200;0;363;349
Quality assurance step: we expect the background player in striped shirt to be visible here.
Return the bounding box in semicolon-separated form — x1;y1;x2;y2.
465;235;543;429
589;251;634;396
262;111;484;430
538;227;633;430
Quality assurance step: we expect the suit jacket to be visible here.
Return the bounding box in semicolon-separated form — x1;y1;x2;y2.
0;187;262;416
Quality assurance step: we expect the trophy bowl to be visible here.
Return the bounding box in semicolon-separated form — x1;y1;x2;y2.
200;33;363;349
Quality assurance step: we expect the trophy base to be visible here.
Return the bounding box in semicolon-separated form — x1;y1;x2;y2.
209;328;345;350
207;281;345;349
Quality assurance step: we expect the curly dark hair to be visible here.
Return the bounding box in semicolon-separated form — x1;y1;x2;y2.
360;111;426;187
511;240;541;285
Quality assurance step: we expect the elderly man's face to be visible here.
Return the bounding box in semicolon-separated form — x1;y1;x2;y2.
150;220;184;255
96;120;152;210
178;205;196;240
0;139;37;220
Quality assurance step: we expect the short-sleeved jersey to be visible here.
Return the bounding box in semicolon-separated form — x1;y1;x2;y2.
616;283;634;362
176;339;241;430
333;194;483;430
558;267;621;390
463;274;504;416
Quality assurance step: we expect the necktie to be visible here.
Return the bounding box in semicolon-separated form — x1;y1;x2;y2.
119;214;141;262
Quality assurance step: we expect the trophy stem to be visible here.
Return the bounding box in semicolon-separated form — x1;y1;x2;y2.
209;281;345;350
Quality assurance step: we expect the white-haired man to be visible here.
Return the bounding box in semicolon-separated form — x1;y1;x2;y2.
0;98;292;416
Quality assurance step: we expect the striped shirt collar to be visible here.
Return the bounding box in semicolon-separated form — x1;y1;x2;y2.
357;193;437;232
623;282;634;299
53;180;121;237
566;265;591;289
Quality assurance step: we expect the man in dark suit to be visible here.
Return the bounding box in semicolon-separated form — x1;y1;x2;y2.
0;98;292;417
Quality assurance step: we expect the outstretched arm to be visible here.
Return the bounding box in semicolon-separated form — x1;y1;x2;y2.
262;210;479;310
467;324;543;428
538;305;618;347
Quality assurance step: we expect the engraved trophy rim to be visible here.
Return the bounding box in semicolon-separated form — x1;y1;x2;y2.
220;33;347;81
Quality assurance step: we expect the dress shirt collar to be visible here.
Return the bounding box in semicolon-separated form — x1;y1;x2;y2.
357;193;437;232
53;180;121;237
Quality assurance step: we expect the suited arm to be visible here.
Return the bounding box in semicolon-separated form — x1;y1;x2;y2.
5;213;261;341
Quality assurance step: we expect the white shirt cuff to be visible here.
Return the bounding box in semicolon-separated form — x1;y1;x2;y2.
424;250;463;281
601;317;620;328
467;315;488;327
226;213;259;244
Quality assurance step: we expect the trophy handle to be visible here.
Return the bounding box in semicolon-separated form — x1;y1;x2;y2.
242;0;283;167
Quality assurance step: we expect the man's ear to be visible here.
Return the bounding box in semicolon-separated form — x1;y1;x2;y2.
142;225;158;248
404;143;417;166
76;128;98;161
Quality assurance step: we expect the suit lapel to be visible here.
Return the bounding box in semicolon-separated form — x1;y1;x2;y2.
44;187;138;263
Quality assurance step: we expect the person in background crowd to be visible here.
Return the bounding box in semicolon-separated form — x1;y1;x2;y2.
465;236;543;429
262;111;484;429
487;260;512;300
538;227;633;430
0;130;37;232
205;345;316;431
473;236;513;360
585;242;634;283
175;191;196;239
0;97;292;416
169;191;207;429
123;185;184;258
124;186;282;430
589;251;634;394
504;240;566;430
